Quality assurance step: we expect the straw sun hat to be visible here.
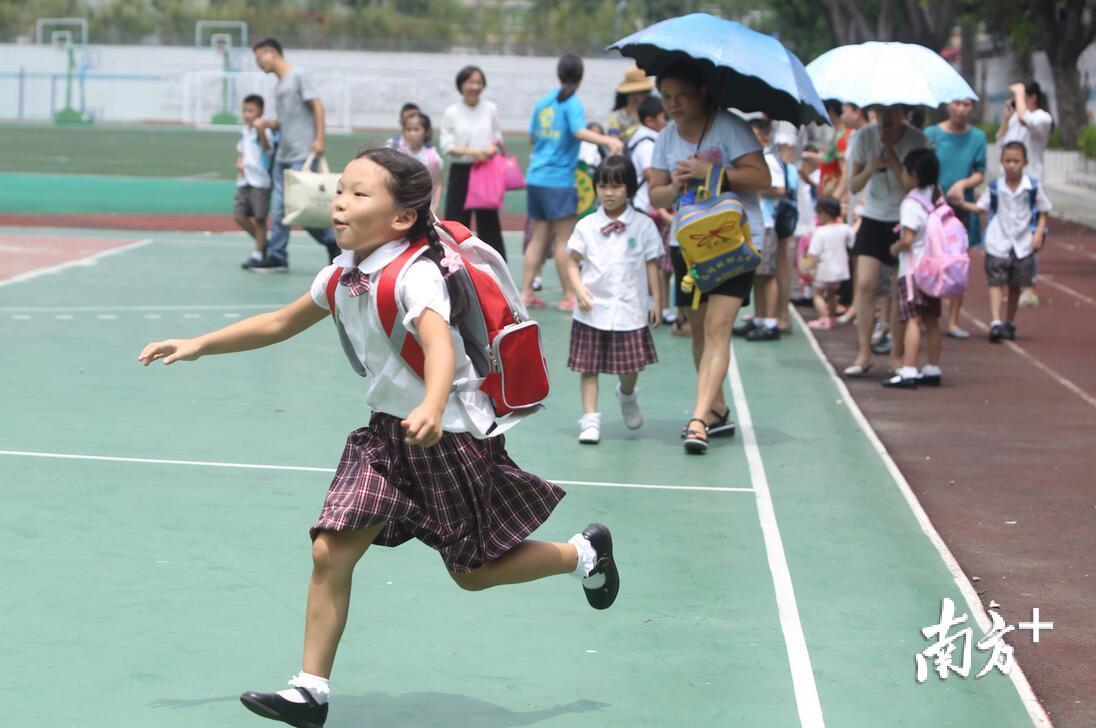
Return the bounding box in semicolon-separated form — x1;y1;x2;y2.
617;67;654;94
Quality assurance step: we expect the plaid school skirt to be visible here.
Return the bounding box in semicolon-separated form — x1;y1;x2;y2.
310;413;566;573
567;320;659;374
896;276;942;323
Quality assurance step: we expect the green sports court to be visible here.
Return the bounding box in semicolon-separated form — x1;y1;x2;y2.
0;227;1046;726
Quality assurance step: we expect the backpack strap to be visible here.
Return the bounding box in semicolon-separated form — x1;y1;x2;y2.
988;178;998;222
375;240;430;380
325;265;342;316
1027;178;1039;231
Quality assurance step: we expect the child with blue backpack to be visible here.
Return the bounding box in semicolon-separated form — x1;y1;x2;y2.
960;140;1051;342
138;148;620;728
885;148;947;389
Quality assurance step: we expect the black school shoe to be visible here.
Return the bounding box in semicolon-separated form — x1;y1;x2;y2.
1003;322;1017;340
747;325;780;342
240;687;328;728
732;318;757;338
248;256;290;273
882;374;918;390
918;373;942;387
580;523;620;610
989;323;1005;343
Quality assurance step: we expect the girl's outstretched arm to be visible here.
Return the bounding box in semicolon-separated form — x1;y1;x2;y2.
401;308;454;447
137;293;328;366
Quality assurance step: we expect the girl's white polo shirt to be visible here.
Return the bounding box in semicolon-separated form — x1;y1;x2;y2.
310;240;497;438
566;206;663;332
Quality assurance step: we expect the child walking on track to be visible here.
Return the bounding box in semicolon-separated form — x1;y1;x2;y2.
137;148;620;728
885;148;945;389
564;155;663;445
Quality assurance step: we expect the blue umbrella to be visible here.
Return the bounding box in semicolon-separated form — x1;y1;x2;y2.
806;42;978;108
607;13;828;126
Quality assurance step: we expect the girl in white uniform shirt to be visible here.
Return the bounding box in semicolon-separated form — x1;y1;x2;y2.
564;155;663;445
138;148;620;728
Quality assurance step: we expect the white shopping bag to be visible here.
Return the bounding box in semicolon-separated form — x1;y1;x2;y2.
282;154;340;228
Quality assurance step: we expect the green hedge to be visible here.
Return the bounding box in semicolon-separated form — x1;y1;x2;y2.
1080;125;1096;159
977;122;998;143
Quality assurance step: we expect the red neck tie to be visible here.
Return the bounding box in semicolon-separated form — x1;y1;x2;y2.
600;220;627;235
339;268;371;297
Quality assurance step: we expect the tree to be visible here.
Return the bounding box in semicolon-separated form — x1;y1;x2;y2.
818;0;958;50
1026;0;1095;148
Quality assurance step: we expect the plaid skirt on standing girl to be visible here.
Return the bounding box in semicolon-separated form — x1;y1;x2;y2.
567;320;659;374
310;413;566;573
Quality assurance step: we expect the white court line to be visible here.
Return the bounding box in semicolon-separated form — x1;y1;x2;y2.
728;354;825;727
0;449;753;494
790;307;1052;727
962;311;1096;410
0;238;154;288
1040;275;1096;306
0;304;281;312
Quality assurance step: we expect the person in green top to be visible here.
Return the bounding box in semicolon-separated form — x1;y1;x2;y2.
925;98;986;339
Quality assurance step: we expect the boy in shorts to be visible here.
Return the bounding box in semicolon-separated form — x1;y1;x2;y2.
961;141;1051;342
235;94;276;268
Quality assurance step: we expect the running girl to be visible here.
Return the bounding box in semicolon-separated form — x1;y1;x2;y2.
138;147;620;728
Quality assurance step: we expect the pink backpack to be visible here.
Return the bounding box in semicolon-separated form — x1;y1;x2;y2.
905;191;969;301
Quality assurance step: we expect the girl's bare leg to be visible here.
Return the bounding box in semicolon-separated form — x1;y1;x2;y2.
924;314;942;365
812;289;829;320
450;541;578;591
776;236;792;328
301;525;385;678
902;315;921;369
580;372;598;414
685;303;728;418
618;371;638;396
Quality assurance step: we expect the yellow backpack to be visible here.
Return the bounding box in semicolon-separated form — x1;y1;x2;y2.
674;164;758;308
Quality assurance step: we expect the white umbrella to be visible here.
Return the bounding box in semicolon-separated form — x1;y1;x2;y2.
805;41;977;107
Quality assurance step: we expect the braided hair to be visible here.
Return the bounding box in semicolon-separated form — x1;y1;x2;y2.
353;147;467;324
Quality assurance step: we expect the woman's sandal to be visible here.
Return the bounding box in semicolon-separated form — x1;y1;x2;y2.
680;409;735;439
683;418;709;454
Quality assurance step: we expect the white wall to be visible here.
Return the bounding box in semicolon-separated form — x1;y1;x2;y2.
0;43;636;132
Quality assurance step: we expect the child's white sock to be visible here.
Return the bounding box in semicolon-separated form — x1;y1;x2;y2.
249;250;263;262
990;319;1003;328
921;364;942;377
898;366;918;379
277;672;330;705
762;317;778;329
568;532;603;586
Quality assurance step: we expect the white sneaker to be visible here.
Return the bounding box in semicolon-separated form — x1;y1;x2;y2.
532;275;543;292
615;384;643;429
578;413;601;444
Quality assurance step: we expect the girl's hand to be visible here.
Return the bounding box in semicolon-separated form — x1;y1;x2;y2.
401;403;444;447
649;305;662;328
1033;230;1046;251
574;285;595;312
137;338;202;366
870;154;889;172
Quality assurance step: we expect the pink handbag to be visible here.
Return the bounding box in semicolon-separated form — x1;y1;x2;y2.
464;155;507;210
502;154;525;191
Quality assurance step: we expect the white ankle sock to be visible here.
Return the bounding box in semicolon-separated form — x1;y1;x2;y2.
763;317;778;329
898;366;918;379
249;250;263;261
278;672;330;705
568;532;602;587
616;382;637;401
921;364;942;376
579;412;601;429
990;319;1003;328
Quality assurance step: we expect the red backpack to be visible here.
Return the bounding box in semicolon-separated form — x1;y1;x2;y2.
324;220;550;421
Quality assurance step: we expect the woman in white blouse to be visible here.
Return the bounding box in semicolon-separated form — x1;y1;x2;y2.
440;65;507;259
